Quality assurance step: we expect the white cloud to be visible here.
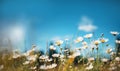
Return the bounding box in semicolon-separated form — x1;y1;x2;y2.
78;16;97;32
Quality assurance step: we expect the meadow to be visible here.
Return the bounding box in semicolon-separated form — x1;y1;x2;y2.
0;31;120;71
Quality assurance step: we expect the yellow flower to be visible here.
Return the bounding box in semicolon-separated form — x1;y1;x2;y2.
100;38;108;43
94;40;100;45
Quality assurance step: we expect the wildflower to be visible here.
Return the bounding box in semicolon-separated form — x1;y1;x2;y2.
55;40;63;46
23;48;36;56
12;53;21;59
39;55;49;60
115;57;120;62
52;54;60;57
100;38;109;43
73;52;81;57
110;31;119;36
101;58;109;63
49;45;56;50
88;57;95;62
68;55;75;59
23;61;30;65
74;37;83;43
30;66;37;70
106;48;112;54
84;34;93;39
94;40;100;45
47;58;53;62
40;63;57;70
48;63;57;69
110;52;116;56
82;45;88;49
82;41;87;45
60;54;64;59
116;40;120;44
27;55;37;61
85;63;93;70
40;64;48;70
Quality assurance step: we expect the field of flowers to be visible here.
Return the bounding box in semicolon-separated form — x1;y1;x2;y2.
0;31;120;71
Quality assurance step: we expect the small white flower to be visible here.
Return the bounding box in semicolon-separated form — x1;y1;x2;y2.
116;40;120;44
47;58;53;62
24;48;36;56
84;34;93;39
30;66;37;70
39;55;49;60
82;45;88;49
68;55;75;58
55;40;63;46
12;54;21;59
49;45;56;50
106;48;112;54
40;63;57;70
94;40;100;45
48;63;57;69
100;38;109;43
82;41;87;45
110;31;119;36
85;63;93;70
40;64;48;70
110;52;116;56
115;57;120;62
73;52;81;57
23;61;30;65
52;54;60;57
88;57;95;62
74;37;83;43
60;54;64;59
101;58;109;62
27;55;37;61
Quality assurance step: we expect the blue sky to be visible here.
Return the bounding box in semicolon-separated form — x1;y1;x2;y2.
0;0;120;52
